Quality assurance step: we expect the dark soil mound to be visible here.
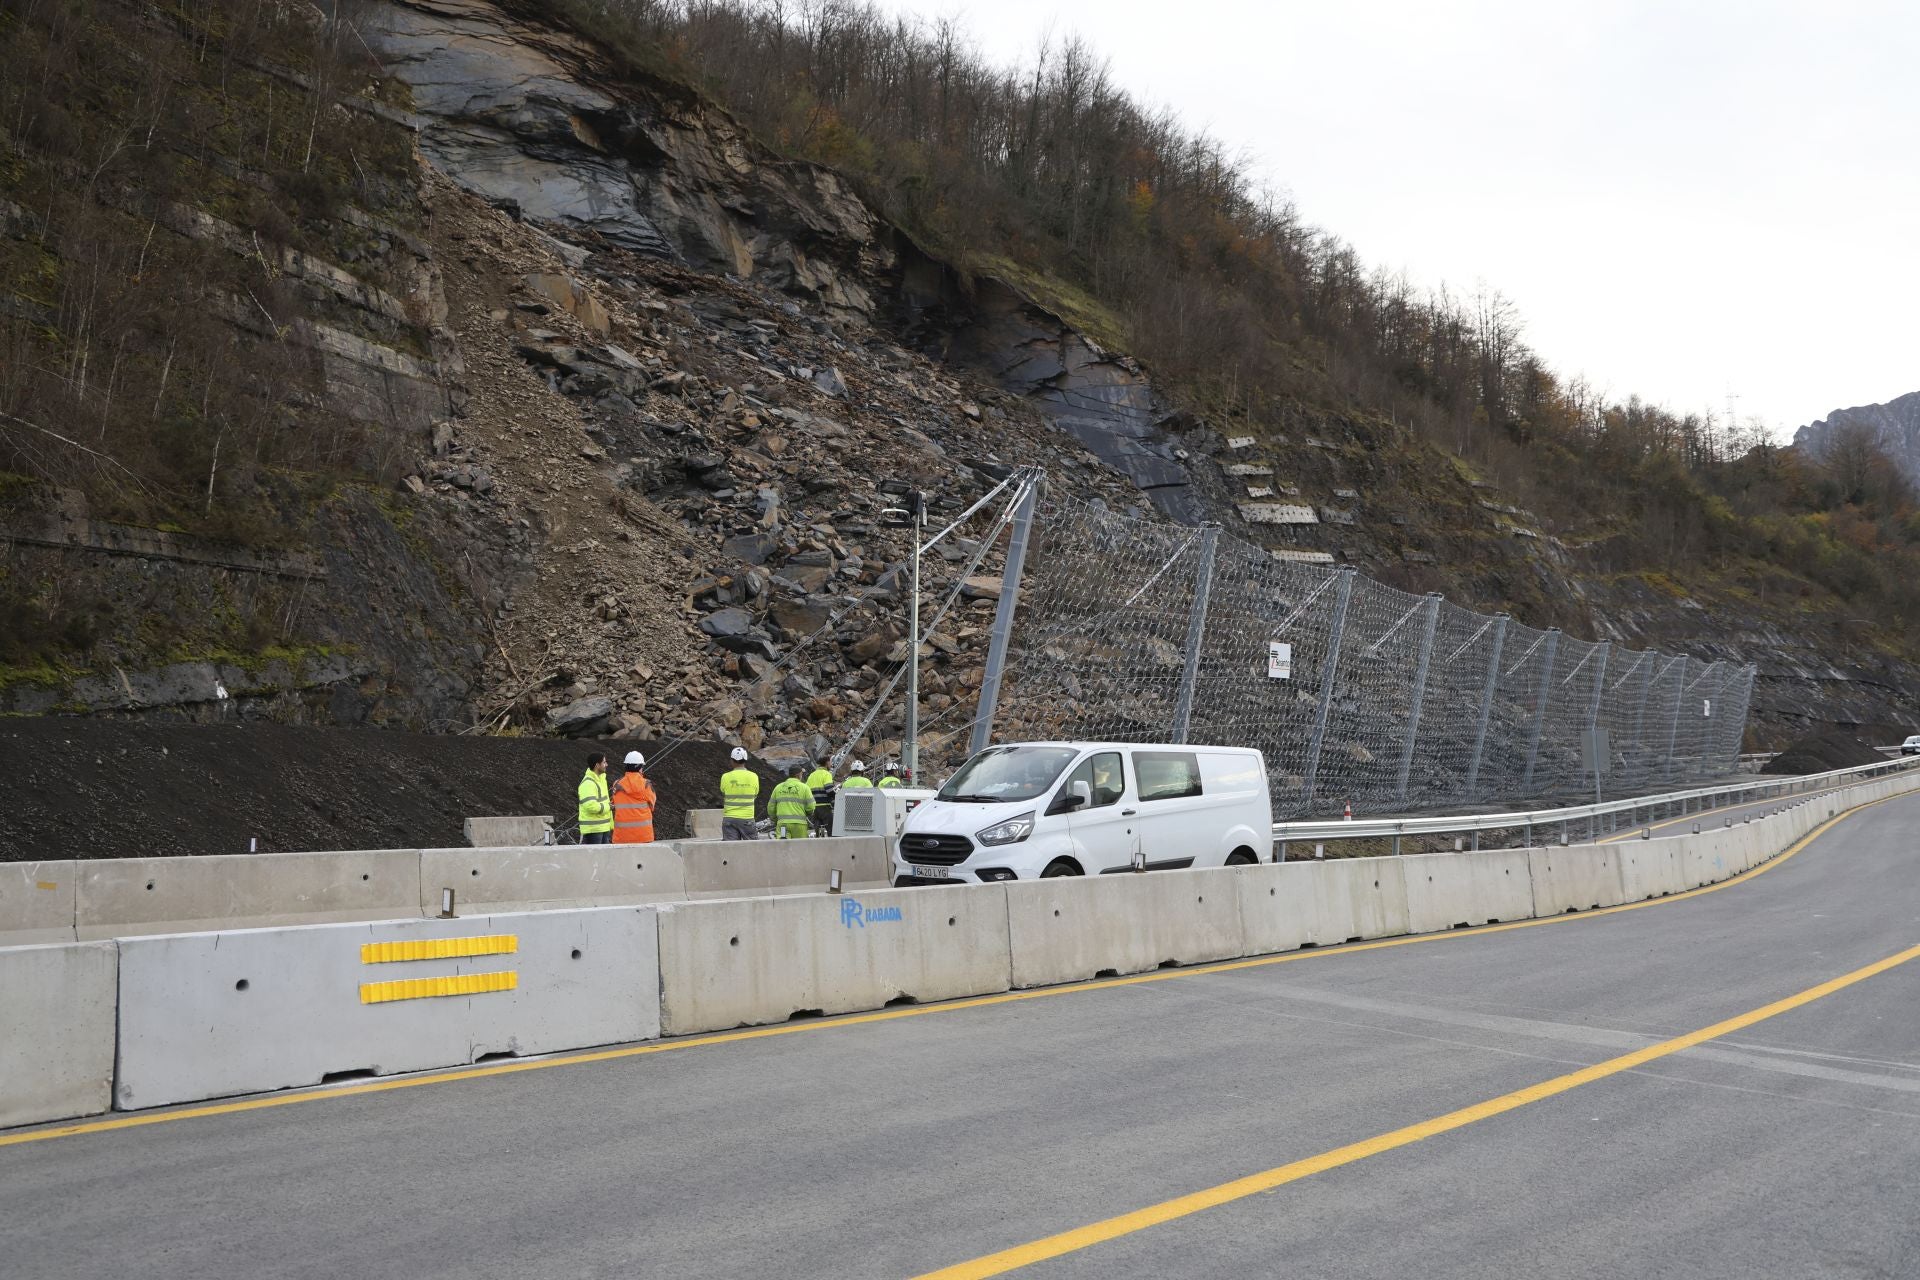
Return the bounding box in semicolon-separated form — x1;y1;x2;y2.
0;720;779;859
1760;729;1886;776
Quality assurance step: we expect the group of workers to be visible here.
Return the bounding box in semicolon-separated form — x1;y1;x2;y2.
574;750;657;844
574;747;906;844
725;749;907;840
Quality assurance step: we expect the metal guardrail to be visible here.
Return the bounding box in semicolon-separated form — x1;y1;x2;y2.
1273;754;1920;853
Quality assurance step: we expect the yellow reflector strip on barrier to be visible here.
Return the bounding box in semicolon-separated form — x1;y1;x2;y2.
36;881;59;891
359;971;518;1004
360;935;519;965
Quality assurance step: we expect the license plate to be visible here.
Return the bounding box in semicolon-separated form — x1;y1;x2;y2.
909;863;953;880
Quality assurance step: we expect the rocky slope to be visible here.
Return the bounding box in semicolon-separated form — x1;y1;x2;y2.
4;0;1915;770
1793;390;1920;487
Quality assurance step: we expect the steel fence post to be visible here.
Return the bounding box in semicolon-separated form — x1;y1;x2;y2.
968;472;1038;756
1464;615;1509;800
1520;630;1560;792
1630;653;1656;786
1662;655;1689;781
1394;594;1442;804
1169;525;1220;745
1585;642;1610;804
1301;568;1356;806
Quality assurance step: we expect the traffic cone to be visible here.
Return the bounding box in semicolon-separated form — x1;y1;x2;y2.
1343;801;1353;821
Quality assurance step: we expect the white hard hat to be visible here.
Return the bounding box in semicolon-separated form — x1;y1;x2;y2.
731;747;749;762
850;760;867;772
624;750;644;766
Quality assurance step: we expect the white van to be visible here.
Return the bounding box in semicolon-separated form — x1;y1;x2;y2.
892;742;1271;884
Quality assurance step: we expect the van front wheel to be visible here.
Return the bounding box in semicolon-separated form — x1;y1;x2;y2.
1225;848;1258;866
1041;859;1082;878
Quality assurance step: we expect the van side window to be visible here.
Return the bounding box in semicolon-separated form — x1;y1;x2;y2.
1134;751;1202;802
1057;752;1126;810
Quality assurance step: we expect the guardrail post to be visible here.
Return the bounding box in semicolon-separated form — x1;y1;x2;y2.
1394;594;1443;804
1301;569;1356;807
1169;525;1220;745
1520;630;1561;791
1464;615;1509;800
969;473;1038;755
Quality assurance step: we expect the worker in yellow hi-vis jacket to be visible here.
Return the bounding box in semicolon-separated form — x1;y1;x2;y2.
720;746;760;840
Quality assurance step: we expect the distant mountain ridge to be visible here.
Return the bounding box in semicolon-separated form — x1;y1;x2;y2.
1794;390;1920;482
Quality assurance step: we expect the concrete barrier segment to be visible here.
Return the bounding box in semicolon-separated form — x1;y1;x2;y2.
0;861;79;946
0;941;117;1128
1005;870;1248;990
112;907;659;1111
1618;840;1688;900
655;884;1010;1035
679;836;892;899
1402;849;1535;935
463;815;554;847
419;844;687;914
1526;845;1627;915
76;849;421;941
1263;856;1410;949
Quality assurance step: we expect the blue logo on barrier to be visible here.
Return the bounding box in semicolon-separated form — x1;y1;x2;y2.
841;898;903;928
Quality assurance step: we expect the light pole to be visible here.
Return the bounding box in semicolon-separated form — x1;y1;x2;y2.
905;489;924;783
882;488;926;783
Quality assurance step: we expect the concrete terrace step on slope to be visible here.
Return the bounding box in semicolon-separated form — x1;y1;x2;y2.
2;773;1912;1130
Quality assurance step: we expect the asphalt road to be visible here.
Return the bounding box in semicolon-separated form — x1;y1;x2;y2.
4;792;1917;1279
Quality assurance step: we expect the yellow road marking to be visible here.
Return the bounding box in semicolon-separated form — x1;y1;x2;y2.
913;938;1920;1279
1;791;1906;1149
359;971;518;1004
361;935;519;964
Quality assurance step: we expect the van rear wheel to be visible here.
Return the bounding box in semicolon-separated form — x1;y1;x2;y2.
1225;848;1257;866
1041;859;1082;878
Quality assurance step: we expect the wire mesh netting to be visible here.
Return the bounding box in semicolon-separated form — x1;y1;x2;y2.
980;483;1755;818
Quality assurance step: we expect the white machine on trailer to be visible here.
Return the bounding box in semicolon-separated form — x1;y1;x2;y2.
892;741;1271;884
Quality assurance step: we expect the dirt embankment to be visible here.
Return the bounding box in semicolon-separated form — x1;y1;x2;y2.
1759;729;1889;776
0;720;777;859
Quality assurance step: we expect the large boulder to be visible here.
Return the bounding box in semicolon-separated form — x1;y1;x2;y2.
546;695;616;737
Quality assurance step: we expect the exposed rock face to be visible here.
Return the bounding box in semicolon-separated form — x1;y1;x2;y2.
1793;390;1920;486
944;278;1202;522
364;0;1214;523
364;0;884;322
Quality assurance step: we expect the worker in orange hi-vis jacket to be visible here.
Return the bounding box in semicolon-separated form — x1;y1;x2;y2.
611;750;657;844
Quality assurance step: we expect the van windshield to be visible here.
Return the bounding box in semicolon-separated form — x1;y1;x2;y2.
938;746;1079;803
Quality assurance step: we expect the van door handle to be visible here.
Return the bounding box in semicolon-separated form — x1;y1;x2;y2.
1121;808;1137;816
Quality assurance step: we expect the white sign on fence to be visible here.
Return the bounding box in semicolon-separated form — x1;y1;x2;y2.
1268;641;1293;680
1703;698;1712;717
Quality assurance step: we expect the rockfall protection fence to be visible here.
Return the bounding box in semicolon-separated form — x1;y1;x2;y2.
969;480;1755;818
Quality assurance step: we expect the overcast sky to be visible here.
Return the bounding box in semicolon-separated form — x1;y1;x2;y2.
867;0;1918;437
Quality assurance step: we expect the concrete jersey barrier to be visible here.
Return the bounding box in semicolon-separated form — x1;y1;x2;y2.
75;849;421;942
0;861;79;944
1005;871;1247;989
678;836;892;899
656;884;1009;1036
114;907;660;1110
0;838;899;947
419;843;688;914
8;769;1919;1131
0;941;117;1127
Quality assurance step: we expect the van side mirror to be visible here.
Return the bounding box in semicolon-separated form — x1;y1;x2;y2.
1049;781;1091;815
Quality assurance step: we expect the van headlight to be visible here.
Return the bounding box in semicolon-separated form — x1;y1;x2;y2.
976;811;1035;846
